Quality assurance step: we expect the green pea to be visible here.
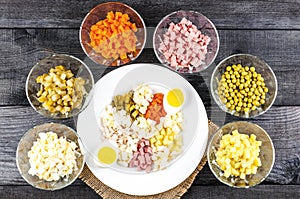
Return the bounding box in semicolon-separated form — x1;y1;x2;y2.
244;108;250;113
253;101;260;106
264;87;269;92
253;72;258;78
257;81;262;86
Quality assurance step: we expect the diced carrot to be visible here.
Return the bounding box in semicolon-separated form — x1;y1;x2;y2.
89;11;138;62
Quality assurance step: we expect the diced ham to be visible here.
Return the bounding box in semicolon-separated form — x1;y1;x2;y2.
170;31;176;40
145;165;152;173
180;17;188;24
158;17;211;72
128;138;154;173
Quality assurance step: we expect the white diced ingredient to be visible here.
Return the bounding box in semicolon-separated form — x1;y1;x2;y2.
27;132;78;181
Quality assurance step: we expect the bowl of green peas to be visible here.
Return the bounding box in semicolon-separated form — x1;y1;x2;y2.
211;54;277;118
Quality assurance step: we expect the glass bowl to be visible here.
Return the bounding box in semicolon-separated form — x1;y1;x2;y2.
80;2;146;67
207;121;275;188
153;10;219;73
16;123;85;190
26;54;94;119
211;54;277;118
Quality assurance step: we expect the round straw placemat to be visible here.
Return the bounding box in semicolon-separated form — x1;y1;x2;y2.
79;120;219;198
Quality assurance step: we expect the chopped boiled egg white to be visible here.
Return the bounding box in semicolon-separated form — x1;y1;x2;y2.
27;132;78;181
163;88;185;115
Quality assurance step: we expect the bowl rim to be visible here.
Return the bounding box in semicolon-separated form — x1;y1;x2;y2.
152;10;220;73
207;121;275;188
79;1;147;67
16;122;86;191
210;53;278;118
25;53;95;119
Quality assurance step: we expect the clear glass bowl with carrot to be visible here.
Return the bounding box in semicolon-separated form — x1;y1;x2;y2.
80;2;146;67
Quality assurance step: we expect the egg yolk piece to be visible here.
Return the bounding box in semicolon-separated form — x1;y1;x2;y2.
166;88;184;107
97;146;117;165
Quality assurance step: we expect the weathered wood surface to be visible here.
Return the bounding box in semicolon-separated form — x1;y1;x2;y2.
0;29;299;106
1;0;299;198
0;185;299;199
0;0;299;29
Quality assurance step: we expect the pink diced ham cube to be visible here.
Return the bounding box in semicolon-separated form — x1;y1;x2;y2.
158;17;211;71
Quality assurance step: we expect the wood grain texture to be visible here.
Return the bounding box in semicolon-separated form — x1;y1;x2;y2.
0;185;299;199
182;185;300;199
0;29;299;106
0;0;299;29
1;0;299;198
0;106;299;186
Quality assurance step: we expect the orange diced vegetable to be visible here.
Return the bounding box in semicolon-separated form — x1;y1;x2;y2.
89;11;138;63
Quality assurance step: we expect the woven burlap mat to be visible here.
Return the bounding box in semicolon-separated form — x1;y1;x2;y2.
79;120;219;199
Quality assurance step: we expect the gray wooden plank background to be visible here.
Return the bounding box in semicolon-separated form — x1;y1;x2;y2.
0;0;299;29
1;29;299;106
0;0;299;198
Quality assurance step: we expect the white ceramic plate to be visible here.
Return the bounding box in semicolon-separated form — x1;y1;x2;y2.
77;63;208;195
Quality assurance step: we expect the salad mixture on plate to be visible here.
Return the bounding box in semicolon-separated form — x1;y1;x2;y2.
99;84;185;172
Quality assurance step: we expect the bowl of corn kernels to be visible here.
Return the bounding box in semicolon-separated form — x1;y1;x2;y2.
26;54;94;119
207;121;275;188
211;54;277;118
80;2;146;67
